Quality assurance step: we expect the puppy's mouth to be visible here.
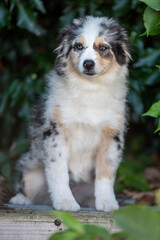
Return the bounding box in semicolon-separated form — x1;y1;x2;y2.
83;70;96;76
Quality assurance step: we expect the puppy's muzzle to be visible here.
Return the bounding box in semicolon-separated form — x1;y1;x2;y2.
83;60;95;76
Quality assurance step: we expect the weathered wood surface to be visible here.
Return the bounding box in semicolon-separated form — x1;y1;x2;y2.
0;204;120;240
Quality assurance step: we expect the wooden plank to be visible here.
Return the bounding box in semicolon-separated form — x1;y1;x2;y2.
0;204;120;240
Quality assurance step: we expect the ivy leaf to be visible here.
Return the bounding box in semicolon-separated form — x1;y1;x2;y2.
154;118;160;133
29;0;46;13
143;100;160;118
84;224;111;239
0;5;8;28
143;6;160;36
17;2;42;35
49;230;79;240
114;205;160;240
140;0;160;11
156;65;160;71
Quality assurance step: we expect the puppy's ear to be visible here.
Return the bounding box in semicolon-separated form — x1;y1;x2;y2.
55;25;77;76
112;41;131;65
55;26;75;58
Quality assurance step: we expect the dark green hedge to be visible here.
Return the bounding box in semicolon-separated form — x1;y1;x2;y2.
0;0;160;189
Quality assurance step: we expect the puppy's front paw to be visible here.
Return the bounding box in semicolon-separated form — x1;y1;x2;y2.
53;198;80;212
96;197;119;212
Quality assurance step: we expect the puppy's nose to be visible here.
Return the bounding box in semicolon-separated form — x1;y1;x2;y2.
83;60;95;70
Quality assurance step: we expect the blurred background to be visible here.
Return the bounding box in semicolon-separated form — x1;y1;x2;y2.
0;0;160;204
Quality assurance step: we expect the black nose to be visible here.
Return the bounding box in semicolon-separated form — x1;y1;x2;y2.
83;60;95;70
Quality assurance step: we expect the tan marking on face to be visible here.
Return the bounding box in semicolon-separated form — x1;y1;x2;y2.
93;36;114;72
79;36;86;47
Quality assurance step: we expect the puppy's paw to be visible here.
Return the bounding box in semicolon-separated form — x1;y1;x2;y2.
53;198;80;212
95;197;119;212
10;193;31;205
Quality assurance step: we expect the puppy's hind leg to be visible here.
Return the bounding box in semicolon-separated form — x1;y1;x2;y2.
10;193;31;205
10;167;47;205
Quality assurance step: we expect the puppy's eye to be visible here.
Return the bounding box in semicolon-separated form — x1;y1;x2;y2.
99;45;108;51
75;43;84;51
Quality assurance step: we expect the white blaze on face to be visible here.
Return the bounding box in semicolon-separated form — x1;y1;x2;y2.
77;18;101;75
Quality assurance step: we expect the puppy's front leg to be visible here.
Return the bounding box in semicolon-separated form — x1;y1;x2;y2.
43;121;80;211
95;131;123;212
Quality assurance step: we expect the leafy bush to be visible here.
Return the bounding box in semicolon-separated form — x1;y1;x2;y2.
141;0;160;135
143;100;160;134
0;0;160;189
49;206;160;240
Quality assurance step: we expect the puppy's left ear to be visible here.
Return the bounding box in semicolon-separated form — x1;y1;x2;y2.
112;40;131;65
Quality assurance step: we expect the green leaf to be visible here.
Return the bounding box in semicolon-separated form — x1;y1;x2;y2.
143;100;160;118
0;6;8;28
134;49;160;68
49;230;79;240
9;0;15;12
155;189;160;206
51;211;85;235
112;0;131;17
17;2;42;35
29;0;46;13
143;6;160;36
156;65;160;71
140;0;160;11
154;118;160;133
84;224;111;239
117;160;150;191
114;205;160;240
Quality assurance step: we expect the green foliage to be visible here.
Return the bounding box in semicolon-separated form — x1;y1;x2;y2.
50;211;85;235
140;0;160;11
141;0;160;135
114;206;160;240
143;101;160;134
116;160;150;192
143;100;160;118
49;211;111;240
155;189;160;206
141;0;160;36
49;207;160;240
143;6;160;36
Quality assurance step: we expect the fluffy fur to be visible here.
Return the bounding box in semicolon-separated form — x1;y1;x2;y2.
10;16;130;212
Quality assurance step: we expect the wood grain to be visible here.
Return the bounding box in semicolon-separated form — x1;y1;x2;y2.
0;204;120;240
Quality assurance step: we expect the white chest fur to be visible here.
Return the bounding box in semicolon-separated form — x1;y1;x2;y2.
47;72;127;182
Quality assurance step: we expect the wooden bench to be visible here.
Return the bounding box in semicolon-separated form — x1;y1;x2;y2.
0;204;119;240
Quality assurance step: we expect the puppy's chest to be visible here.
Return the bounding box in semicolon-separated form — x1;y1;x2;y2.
67;125;100;182
60;90;124;129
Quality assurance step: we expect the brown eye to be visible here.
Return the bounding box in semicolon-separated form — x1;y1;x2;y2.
99;45;108;51
75;43;84;50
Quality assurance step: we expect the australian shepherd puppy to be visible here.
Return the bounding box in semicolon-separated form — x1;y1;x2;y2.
10;16;130;212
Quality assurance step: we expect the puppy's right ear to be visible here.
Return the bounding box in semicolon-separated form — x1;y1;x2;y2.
55;27;74;59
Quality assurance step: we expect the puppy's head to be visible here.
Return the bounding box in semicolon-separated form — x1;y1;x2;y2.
55;16;130;78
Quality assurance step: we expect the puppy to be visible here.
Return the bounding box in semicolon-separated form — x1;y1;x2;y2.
10;16;130;212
